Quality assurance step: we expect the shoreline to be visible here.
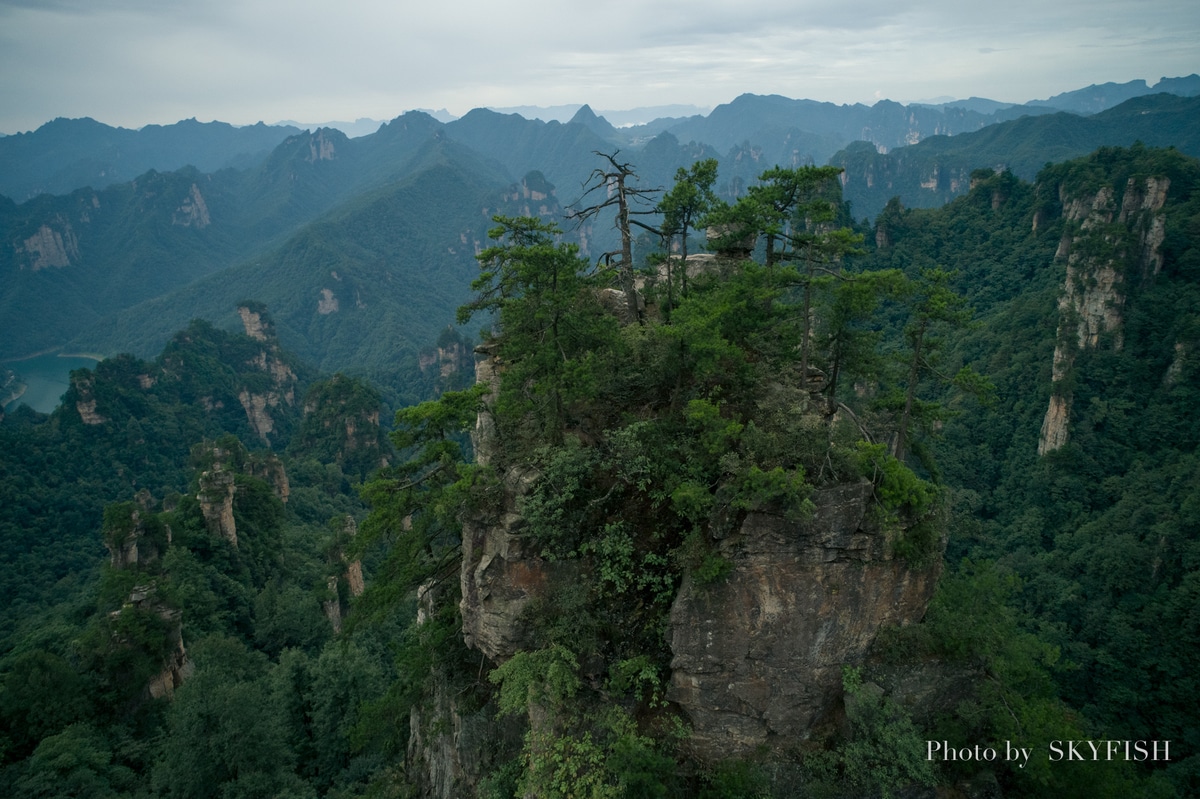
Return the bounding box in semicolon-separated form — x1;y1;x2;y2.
1;349;104;365
1;383;28;408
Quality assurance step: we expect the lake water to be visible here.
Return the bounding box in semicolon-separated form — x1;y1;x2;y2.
3;353;102;414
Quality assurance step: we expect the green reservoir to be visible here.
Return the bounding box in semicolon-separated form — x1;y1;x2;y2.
2;354;102;414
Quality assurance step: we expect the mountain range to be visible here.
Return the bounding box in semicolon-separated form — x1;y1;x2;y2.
3;76;1200;403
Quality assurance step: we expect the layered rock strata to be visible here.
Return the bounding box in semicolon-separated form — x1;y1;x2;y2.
667;481;942;758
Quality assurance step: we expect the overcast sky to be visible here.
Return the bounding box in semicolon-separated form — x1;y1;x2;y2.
1;0;1196;133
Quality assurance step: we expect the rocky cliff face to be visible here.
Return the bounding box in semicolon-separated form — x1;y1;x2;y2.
197;458;238;548
408;583;518;799
1038;176;1170;454
453;334;941;778
234;305;299;443
104;506;168;570
246;451;290;504
103;502;194;700
298;374;388;472
306;129;338;162
419;337;473;383
322;516;365;633
17;219;80;270
457;341;582;663
459;463;575;663
172;183;211;228
72;372;108;425
668;482;942;758
237;304;274;342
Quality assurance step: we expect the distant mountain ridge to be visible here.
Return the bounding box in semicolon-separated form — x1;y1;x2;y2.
0;113;453;361
1027;74;1200;114
4;76;1200;394
833;93;1200;218
0;117;302;201
8;75;1197;206
74;136;523;393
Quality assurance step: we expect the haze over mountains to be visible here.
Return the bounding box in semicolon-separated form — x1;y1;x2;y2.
3;75;1199;403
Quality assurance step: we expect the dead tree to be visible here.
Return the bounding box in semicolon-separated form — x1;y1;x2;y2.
567;151;661;323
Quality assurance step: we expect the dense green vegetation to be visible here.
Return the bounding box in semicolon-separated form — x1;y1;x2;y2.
0;315;406;797
0;112;449;364
9;89;1197;383
65;141;538;408
356;147;1199;797
888;145;1200;796
355;161;988;796
2;141;1198;797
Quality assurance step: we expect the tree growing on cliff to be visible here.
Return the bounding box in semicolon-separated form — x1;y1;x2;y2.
459;215;618;451
658;158;720;302
356;383;485;614
887;267;991;464
567;151;661;323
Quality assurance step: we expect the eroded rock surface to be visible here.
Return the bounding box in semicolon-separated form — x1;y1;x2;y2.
668;482;941;758
197;461;237;547
72;373;108;425
459;464;572;663
1038;176;1170;454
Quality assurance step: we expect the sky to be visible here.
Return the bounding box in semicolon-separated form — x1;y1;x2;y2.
0;0;1197;133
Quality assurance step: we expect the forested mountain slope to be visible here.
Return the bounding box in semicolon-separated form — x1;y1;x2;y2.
351;147;1200;797
0;114;445;361
69;139;537;402
2;142;1198;797
868;145;1200;795
0;307;406;797
8;84;1200;382
834;93;1200;218
0;117;302;202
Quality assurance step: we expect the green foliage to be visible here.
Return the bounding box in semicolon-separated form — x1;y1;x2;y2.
253;583;329;657
830;95;1200;219
697;760;771;799
491;645;582;718
0;312;404;798
0;316;314;636
460;215;619;451
153;637;310;799
0;649;95;763
874;145;1200;795
356;384;485;618
519;440;606;557
490;649;683;799
801;669;936;799
658;158;721;304
291;374;389;480
897;561;1165;797
16;140;1191;799
855;442;938;517
15;723;137;799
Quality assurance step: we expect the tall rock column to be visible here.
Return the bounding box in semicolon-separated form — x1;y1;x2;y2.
197;461;238;547
102;502;194;700
323;515;365;632
1038;176;1169;454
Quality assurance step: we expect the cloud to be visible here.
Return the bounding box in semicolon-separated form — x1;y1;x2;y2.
1;0;1197;131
